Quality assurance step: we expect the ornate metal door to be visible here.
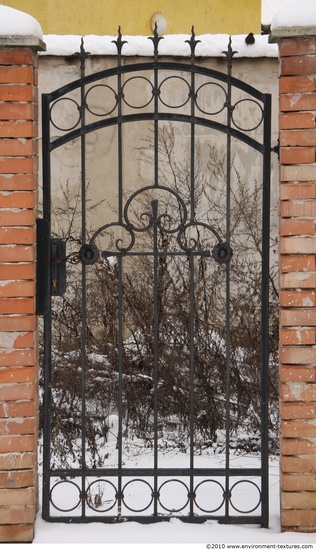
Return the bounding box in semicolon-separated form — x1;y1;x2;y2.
38;29;272;525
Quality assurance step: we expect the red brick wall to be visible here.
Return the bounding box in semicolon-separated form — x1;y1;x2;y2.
279;36;316;532
0;47;39;543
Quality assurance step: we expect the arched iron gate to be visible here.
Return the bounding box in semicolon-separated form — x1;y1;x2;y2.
38;28;272;525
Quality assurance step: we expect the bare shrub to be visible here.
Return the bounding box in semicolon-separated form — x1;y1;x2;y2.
40;124;278;464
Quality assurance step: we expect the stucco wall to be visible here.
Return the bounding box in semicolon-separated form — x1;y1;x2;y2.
0;0;261;36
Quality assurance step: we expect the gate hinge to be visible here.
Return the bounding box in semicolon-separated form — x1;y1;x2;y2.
271;139;279;158
36;218;50;316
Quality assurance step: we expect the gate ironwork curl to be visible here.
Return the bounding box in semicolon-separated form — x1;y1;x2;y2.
39;27;272;526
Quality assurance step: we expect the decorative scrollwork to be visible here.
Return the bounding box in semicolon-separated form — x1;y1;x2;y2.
90;222;135;257
85;186;226;262
123;185;188;233
178;221;222;256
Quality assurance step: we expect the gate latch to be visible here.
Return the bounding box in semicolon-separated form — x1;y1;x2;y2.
51;238;66;296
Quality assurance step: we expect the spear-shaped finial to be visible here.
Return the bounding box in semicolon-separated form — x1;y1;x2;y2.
222;36;238;76
185;26;200;62
75;38;90;79
148;22;164;60
112;27;128;61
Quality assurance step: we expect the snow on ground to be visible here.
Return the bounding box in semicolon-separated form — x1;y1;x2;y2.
31;453;316;547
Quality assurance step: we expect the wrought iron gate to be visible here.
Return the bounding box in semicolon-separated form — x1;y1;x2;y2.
38;28;272;525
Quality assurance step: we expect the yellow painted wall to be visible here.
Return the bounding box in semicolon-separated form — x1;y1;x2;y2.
1;0;261;35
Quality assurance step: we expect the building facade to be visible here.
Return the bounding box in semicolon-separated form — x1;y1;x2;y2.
0;0;261;35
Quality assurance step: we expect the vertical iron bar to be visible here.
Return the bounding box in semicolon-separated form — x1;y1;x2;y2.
148;30;163;516
79;40;87;517
186;28;200;518
190;71;195;223
149;25;162;189
113;28;127;515
189;253;195;517
189;39;196;516
152;200;159;517
154;92;159;188
117;254;124;516
116;30;124;223
41;93;52;520
224;39;234;520
261;93;271;528
113;27;126;517
187;28;199;223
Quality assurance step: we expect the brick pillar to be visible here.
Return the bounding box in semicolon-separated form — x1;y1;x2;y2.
270;27;316;532
0;36;45;543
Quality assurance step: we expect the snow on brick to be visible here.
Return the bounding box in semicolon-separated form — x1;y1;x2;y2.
0;5;43;39
271;0;316;30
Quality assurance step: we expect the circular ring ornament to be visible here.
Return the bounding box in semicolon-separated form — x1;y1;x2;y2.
212;242;233;264
85;84;118;117
231;99;263;132
194;480;225;513
122;479;153;512
86;479;117;512
229;480;261;514
50;97;81;131
79;243;100;265
50;480;81;512
158;479;189;512
122;76;154;109
195;82;228;116
158;76;191;109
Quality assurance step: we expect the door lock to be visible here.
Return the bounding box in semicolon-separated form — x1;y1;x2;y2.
51;238;66;296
